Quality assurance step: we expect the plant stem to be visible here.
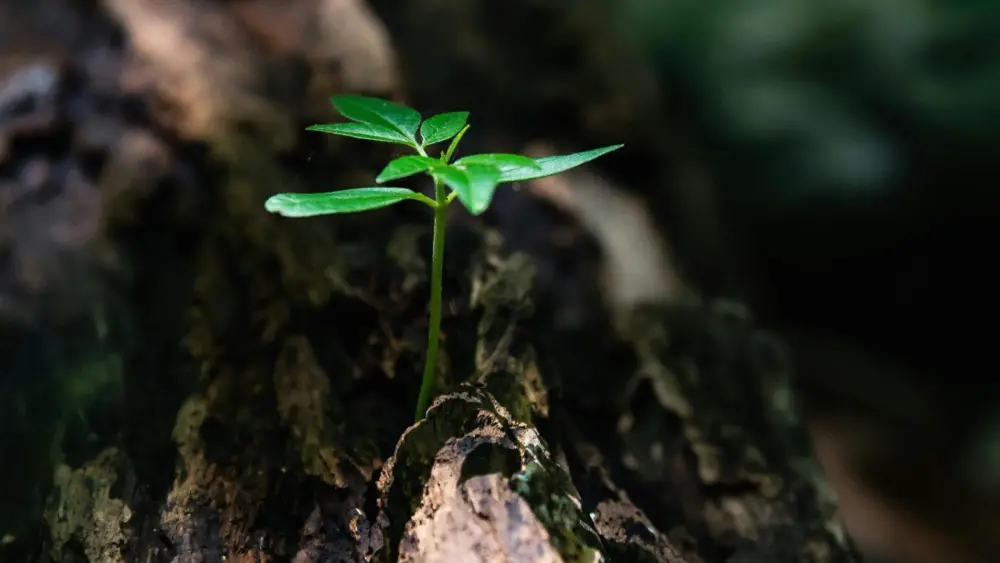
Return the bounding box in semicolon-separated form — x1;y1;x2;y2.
415;177;448;421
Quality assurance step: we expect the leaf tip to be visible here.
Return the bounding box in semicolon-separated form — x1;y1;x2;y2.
264;194;290;215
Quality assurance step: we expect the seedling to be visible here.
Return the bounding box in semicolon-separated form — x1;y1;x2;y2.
265;95;622;422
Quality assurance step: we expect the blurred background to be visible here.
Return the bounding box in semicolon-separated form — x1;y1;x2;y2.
2;0;999;561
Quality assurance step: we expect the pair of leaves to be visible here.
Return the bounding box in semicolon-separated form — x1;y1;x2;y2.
307;95;467;149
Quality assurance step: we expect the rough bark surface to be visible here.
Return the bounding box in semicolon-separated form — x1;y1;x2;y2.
2;0;854;562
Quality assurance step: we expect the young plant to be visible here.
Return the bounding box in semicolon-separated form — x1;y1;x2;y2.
265;95;622;422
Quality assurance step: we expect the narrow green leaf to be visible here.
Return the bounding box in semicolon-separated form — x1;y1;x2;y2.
498;144;624;183
442;124;470;163
420;112;469;146
306;122;411;145
264;187;422;217
460;163;502;215
376;155;441;183
331;95;421;144
454;153;541;176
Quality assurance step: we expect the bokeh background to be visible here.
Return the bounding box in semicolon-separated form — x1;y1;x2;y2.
2;0;998;561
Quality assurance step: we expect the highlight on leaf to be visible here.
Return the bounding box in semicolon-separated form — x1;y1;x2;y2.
420;112;469;147
265;187;431;217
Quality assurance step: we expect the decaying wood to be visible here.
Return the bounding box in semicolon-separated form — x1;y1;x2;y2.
607;304;856;562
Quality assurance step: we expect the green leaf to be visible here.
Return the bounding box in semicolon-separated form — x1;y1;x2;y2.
455;153;541;176
498;144;624;183
306;122;411;145
265;187;422;217
430;166;469;200
442;124;471;163
433;164;502;215
461;164;502;215
376;155;441;183
331;95;421;144
419;112;469;146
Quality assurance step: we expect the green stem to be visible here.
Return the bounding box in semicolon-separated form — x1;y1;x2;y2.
412;192;439;208
415;178;448;421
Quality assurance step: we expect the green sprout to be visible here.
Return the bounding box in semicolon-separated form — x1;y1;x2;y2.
265;95;622;422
